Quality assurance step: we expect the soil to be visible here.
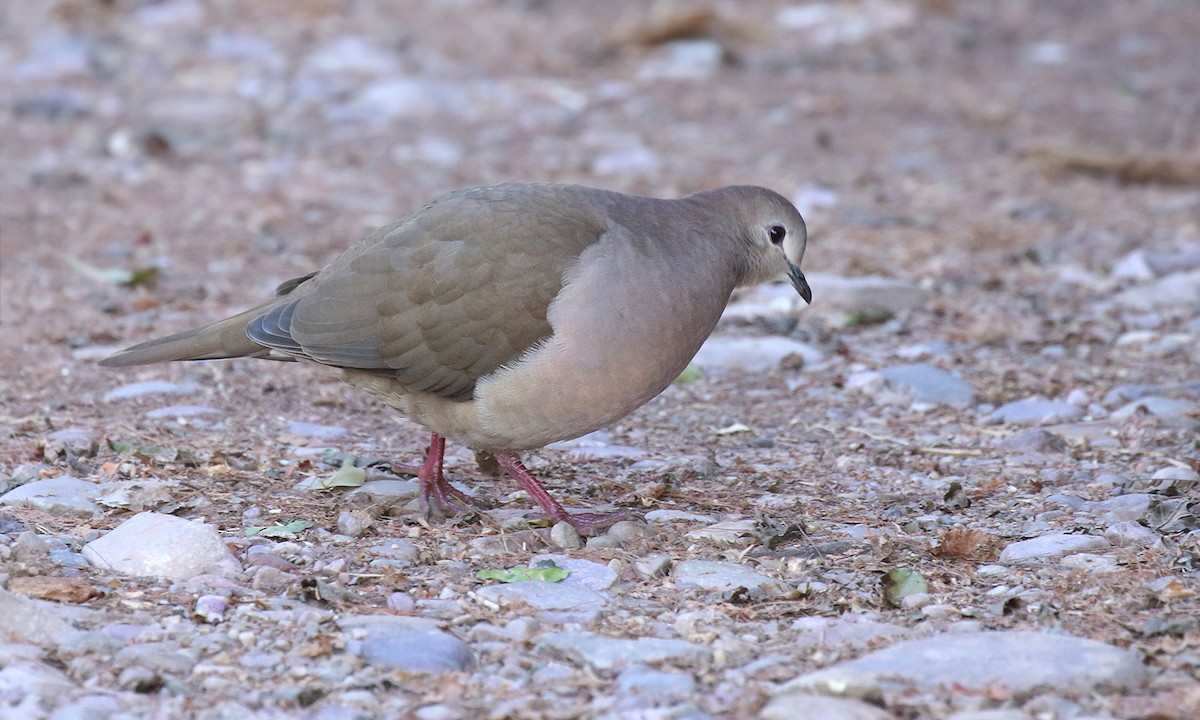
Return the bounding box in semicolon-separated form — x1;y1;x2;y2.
1;1;1198;718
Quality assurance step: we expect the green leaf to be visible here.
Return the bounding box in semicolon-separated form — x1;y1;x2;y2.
245;519;314;537
476;562;570;583
882;567;928;607
107;439;134;453
296;458;367;491
674;363;703;385
67;256;158;288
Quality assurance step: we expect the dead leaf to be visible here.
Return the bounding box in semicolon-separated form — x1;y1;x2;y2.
7;576;101;603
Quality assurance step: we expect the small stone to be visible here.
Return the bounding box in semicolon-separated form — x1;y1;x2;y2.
113;642;197;675
285;421;347;439
694;336;822;373
806;274;929;314
879;363;975;407
776;667;884;704
0;589;76;648
999;534;1111;563
644;509;713;523
615;666;697;698
339;615;473;673
1112;270;1200;310
761;694;891;720
475;581;607;612
684;519;757;546
1103;522;1159;548
530;555;618;591
634;555;673;580
1111;396;1200;420
193;595;228;623
0;476;100;517
336;510;366;537
104;380;198;401
82;512;241;579
984;397;1084;425
638;39;724;81
997;429;1070;454
536;632;710;671
550;521;583;549
606;520;651;543
1059;553;1119;573
792;631;1144;695
144;404;223;419
42;427;99;461
672;560;793;599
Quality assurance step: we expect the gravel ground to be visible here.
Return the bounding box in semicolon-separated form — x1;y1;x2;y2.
1;1;1198;718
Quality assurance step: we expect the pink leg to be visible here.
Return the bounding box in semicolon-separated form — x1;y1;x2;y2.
495;452;626;532
414;432;484;518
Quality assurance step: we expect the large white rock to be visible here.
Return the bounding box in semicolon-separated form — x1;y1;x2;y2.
83;512;240;579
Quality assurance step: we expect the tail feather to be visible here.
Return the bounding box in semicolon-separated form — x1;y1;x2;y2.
99;304;276;367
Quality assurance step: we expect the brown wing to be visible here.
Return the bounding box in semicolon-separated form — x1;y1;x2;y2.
247;184;609;401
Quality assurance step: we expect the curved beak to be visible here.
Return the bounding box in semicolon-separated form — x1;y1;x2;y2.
787;261;812;304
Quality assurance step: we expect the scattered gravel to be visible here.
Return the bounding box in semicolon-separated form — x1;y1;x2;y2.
1;1;1196;717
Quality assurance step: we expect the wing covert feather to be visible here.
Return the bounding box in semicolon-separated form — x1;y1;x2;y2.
251;185;610;400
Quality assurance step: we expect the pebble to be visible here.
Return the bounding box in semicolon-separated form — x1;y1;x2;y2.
103;380;198;401
42;427;99;460
791;615;908;650
549;521;583;549
984;397;1084;425
475;581;608;612
615;665;697;698
998;534;1111;562
0;476;100;516
82;512;241;579
693;336;822;372
1110;395;1200;420
785;631;1145;695
345;479;419;499
637;40;724;81
997;429;1070;454
804;273;929;313
878;363;976;407
672;560;793;600
144;404;223;419
530;554;618;591
1060;553;1119;573
644;509;714;523
113;642;198;675
285;421;348;439
338;615;473;673
684;519;758;545
762;693;891;720
0;589;76;648
536;632;710;671
1103;522;1160;548
1112;270;1200;310
634;555;673;579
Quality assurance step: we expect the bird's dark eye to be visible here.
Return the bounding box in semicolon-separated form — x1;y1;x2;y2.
768;225;786;245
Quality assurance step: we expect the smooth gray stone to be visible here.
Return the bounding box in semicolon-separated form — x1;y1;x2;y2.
475;581;607;611
879;363;975;407
999;534;1110;562
795;631;1145;695
104;380;198;401
82;512;241;579
761;693;891;720
672;560;793;599
0;476;100;516
537;632;710;671
985;396;1084;425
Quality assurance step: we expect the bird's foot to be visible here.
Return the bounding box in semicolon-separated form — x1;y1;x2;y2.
410;432;489;521
495;452;627;535
418;476;487;520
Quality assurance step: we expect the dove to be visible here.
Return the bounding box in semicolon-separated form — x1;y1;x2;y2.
101;183;811;530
